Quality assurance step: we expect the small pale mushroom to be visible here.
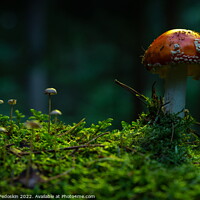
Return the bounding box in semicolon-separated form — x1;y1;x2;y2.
44;88;57;133
25;120;42;129
50;109;62;123
0;127;7;133
50;109;62;116
8;99;17;122
8;99;17;105
44;88;57;95
142;29;200;117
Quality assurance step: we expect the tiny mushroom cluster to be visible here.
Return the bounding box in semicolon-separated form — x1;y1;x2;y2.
44;88;62;133
44;88;57;116
142;29;200;117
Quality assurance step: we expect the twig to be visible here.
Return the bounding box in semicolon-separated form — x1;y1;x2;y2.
58;118;85;137
6;143;15;148
41;168;74;182
185;141;200;144
86;132;109;144
114;79;147;105
18;144;105;156
171;123;175;143
151;81;157;99
70;132;109;156
195;122;200;126
8;147;22;157
161;101;170;108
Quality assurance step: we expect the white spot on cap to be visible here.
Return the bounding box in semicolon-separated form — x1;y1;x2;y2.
174;43;180;50
194;39;200;53
171;43;181;55
171;50;181;55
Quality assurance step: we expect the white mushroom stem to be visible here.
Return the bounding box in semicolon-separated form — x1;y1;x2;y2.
164;65;187;117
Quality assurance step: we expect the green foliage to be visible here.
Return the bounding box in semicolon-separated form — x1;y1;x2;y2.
29;109;49;122
0;94;200;200
0;114;9;127
133;113;195;165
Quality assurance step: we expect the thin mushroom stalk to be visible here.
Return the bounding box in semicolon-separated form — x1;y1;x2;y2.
44;88;57;134
48;94;52;133
8;99;17;133
164;65;187;117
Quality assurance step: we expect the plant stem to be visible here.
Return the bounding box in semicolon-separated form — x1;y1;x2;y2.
54;116;58;124
26;129;34;185
115;79;147;105
19;144;105;155
10;105;13;121
3;136;7;169
48;95;51;134
10;105;14;133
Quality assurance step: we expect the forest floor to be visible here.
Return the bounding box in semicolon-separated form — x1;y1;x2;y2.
1;94;200;200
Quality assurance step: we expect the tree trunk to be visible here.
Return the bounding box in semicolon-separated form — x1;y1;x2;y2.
26;0;47;111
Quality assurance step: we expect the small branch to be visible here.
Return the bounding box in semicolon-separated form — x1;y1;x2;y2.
86;132;109;144
115;79;147;105
70;132;109;156
18;144;105;156
185;141;200;144
41;168;74;183
58;118;85;137
151;81;157;99
6;143;15;148
161;101;170;108
8;147;22;157
194;122;200;126
171;123;175;143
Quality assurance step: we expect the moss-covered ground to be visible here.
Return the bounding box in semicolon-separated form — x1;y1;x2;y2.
1;90;200;200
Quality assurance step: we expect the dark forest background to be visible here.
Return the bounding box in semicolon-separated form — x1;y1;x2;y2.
0;0;200;128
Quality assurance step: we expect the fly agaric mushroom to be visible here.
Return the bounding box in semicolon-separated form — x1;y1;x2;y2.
142;29;200;117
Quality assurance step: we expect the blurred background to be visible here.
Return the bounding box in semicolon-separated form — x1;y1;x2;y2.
0;0;200;128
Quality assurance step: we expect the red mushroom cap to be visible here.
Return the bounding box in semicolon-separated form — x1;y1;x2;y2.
142;29;200;79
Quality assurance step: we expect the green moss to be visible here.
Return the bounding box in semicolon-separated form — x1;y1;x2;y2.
0;93;200;199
